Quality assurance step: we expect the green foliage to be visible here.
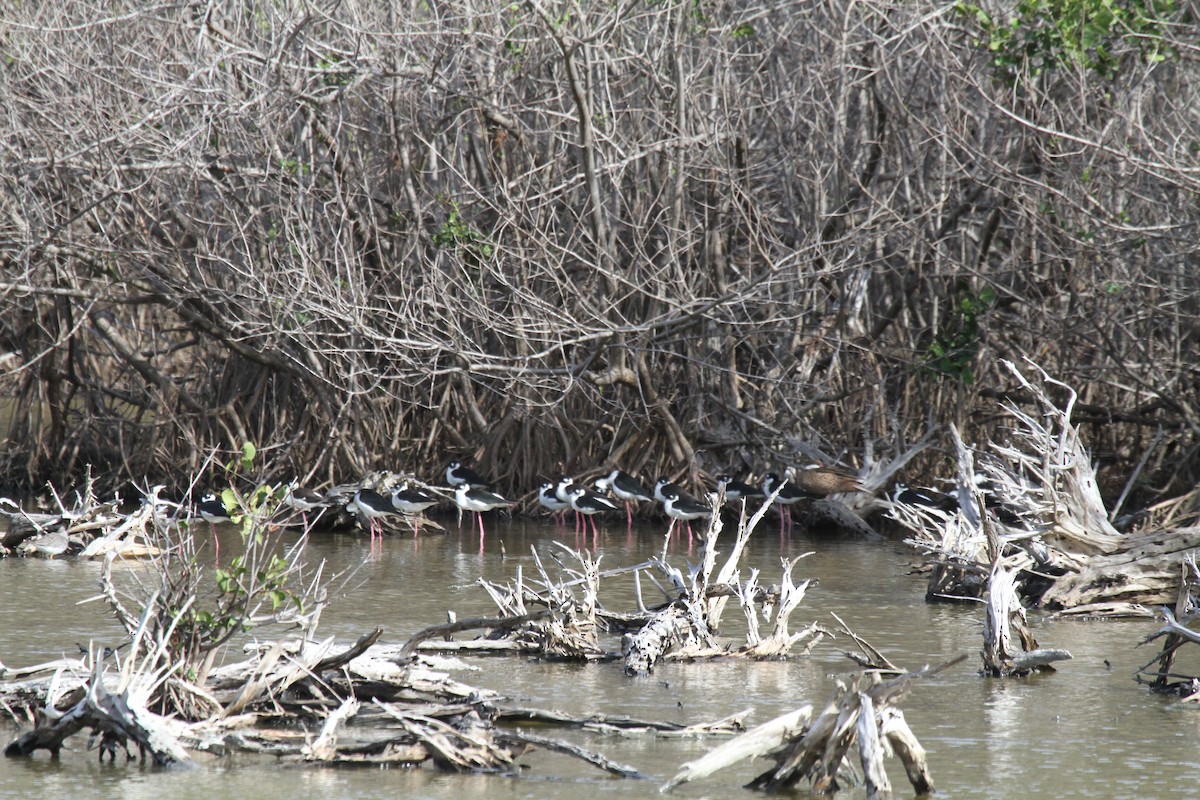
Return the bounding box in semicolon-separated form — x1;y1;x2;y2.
955;0;1177;84
432;201;494;266
221;440;258;478
240;441;256;472
167;478;304;674
175;551;303;648
925;287;996;385
317;53;353;87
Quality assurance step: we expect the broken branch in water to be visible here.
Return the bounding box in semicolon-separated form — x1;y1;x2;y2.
664;655;967;794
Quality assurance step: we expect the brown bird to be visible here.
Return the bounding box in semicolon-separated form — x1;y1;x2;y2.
791;463;864;496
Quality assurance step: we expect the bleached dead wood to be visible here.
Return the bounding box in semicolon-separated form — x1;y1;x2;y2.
982;562;1072;676
764;657;963;793
857;692;890;800
832;612;901;673
0;470;133;556
499;706;749;736
1;630;662;777
1134;556;1200;697
622;605;692;676
889;360;1195;617
742;557;821;658
464;496;819;676
4;651;192;766
1039;527;1200;609
879;706;932;794
661;706;814;791
302;696;360;761
669;656;964;795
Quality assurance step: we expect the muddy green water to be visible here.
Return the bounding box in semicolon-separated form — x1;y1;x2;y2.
1;517;1197;799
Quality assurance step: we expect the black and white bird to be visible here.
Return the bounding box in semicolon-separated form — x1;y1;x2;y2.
453;483;513;540
445;460;493;489
198;492;231;525
895;485;958;513
349;488;396;545
567;484;620;537
662;489;711;540
761;473;813;531
391;484;440;536
197;492;232;559
654;477;704;508
283;480;325;527
553;476;584;533
716;475;765;502
537;481;571;524
595;469;653;529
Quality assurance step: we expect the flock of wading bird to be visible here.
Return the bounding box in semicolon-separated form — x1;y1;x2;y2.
191;460;871;549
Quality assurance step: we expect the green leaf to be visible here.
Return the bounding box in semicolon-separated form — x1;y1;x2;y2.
241;441;257;471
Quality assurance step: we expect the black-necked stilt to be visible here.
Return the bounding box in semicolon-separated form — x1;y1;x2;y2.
567;484;619;537
662;489;710;540
283;480;325;526
716;474;765;502
538;481;571;524
446;460;493;489
762;473;813;503
391;484;439;536
895;485;957;513
554;476;583;533
596;469;653;529
198;492;232;558
762;473;812;531
654;477;704;508
553;475;575;503
349;488;395;544
453;483;513;540
793;462;864;495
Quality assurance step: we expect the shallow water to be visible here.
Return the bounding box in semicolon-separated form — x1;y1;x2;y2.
1;515;1197;799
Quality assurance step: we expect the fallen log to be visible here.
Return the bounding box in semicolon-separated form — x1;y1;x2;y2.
661;706;814;791
4;657;192;766
496;730;645;778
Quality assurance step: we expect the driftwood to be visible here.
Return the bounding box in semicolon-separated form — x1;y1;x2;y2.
457;494;825;676
1134;556;1200;698
0;472;157;558
890;360;1195;617
981;562;1072;677
497;706;750;736
660;706;814;791
2;629;750;774
664;651;965;795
